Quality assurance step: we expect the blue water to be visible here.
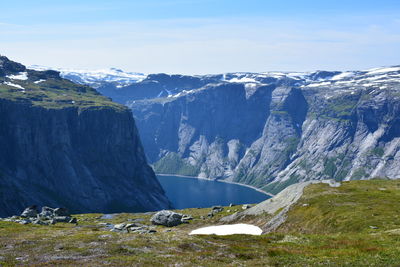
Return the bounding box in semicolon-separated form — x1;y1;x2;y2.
157;175;270;209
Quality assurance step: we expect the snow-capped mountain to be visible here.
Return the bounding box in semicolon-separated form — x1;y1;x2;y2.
30;65;146;88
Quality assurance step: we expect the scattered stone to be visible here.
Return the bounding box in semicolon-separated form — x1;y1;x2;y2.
125;223;139;229
212;206;224;212
151;210;185;227
21;206;38;218
69;217;78;224
242;204;252;210
369;226;379;229
113;223;126;231
379;188;387;191
302;204;310;207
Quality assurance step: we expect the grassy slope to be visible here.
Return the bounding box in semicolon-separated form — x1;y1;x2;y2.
1;180;400;266
0;76;125;111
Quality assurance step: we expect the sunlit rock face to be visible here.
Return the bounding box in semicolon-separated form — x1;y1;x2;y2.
60;66;400;194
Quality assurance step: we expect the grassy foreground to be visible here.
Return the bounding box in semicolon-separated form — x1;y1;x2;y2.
1;180;400;266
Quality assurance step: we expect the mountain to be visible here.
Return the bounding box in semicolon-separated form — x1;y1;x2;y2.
44;65;400;195
0;56;170;217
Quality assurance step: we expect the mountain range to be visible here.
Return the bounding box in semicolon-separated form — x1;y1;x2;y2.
34;65;400;195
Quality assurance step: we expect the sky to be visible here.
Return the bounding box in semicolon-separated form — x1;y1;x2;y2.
0;0;399;74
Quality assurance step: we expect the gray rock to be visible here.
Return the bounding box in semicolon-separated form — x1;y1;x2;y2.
242;204;252;210
20;206;38;218
113;223;126;231
181;215;193;221
211;206;224;213
150;210;184;227
19;219;31;225
53;208;70;217
69;217;78;224
119;67;400;196
40;206;55;218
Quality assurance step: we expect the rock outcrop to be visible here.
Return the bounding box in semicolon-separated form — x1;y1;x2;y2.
42;65;400;195
0;56;171;217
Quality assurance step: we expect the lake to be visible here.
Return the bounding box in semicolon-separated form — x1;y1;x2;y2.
157;175;270;209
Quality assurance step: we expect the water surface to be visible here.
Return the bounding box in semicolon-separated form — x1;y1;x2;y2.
157;175;270;209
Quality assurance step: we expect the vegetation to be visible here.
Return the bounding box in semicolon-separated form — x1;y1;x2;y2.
1;180;400;266
153;152;200;177
0;76;125;111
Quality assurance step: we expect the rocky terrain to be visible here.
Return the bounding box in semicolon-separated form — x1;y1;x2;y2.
0;56;171;217
56;66;400;194
1;179;400;266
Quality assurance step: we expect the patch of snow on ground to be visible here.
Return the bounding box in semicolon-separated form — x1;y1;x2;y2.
306;81;331;87
7;72;28;80
189;224;262;236
34;79;46;84
366;67;400;75
4;82;25;90
228;77;260;83
331;72;354;81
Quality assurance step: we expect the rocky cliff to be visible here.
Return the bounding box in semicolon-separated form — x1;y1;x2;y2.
0;56;170;217
46;66;400;195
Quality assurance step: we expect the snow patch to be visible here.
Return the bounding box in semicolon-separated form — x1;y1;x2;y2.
30;65;146;87
366;67;400;75
228;77;260;83
34;79;46;84
331;72;354;81
189;224;262;236
7;72;28;80
4;82;25;91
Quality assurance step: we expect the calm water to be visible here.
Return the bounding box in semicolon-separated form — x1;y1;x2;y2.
157;175;270;209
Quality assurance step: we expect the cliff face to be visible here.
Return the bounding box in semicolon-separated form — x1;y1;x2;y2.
0;56;170;216
115;68;400;194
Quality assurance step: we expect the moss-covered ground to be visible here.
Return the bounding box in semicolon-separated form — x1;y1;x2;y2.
1;180;400;266
0;76;125;111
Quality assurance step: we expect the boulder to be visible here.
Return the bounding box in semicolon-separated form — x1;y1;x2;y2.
20;206;38;218
242;204;252;210
150;210;184;227
54;208;70;217
40;207;55;218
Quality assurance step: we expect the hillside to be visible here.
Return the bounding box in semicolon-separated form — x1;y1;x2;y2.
1;179;400;266
64;66;400;195
0;56;171;216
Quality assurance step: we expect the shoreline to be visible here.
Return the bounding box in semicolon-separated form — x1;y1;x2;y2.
156;173;275;197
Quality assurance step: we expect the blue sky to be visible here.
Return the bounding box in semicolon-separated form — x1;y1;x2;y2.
1;0;399;74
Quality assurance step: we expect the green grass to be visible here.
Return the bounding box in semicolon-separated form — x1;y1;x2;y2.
280;180;400;234
0;77;125;111
153;152;200;176
1;180;400;266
